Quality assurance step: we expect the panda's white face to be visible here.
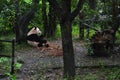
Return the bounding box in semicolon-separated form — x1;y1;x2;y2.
27;27;42;36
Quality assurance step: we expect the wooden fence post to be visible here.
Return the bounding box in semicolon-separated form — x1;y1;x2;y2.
10;39;15;75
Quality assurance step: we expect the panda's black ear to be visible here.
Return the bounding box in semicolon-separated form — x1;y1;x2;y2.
34;27;37;30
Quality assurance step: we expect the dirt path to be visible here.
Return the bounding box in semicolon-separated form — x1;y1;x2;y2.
2;40;120;80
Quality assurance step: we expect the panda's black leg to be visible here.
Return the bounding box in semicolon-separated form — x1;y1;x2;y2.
42;40;49;47
38;39;49;47
38;43;43;47
45;44;49;47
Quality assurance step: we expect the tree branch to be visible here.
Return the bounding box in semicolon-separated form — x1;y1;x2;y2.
79;19;98;31
19;0;39;26
70;0;84;21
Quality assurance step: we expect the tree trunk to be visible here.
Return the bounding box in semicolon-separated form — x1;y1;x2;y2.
88;0;96;10
60;20;75;79
47;0;84;79
78;12;84;40
60;0;75;79
112;0;119;43
14;0;20;42
42;0;49;37
47;4;56;37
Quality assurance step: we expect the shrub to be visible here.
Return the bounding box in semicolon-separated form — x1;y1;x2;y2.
0;42;5;52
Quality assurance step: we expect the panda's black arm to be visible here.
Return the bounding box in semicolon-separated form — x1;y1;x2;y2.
38;35;45;39
27;34;39;42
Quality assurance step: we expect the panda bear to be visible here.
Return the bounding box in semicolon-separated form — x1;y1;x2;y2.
27;27;49;48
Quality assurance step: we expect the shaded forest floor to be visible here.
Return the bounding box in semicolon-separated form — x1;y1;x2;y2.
1;40;120;80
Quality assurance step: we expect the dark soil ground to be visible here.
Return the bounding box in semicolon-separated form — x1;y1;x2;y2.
1;40;120;80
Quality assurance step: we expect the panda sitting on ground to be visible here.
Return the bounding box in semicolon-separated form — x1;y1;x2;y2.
27;27;49;48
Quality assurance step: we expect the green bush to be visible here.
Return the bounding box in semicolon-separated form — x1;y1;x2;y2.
0;42;5;52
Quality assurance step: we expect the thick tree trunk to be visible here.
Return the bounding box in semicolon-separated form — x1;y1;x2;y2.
47;0;84;79
15;0;39;43
60;21;75;79
60;0;75;79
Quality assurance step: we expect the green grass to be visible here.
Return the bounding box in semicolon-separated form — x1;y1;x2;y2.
0;57;11;74
28;67;120;80
0;42;12;55
15;42;32;50
71;67;120;80
0;33;15;55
